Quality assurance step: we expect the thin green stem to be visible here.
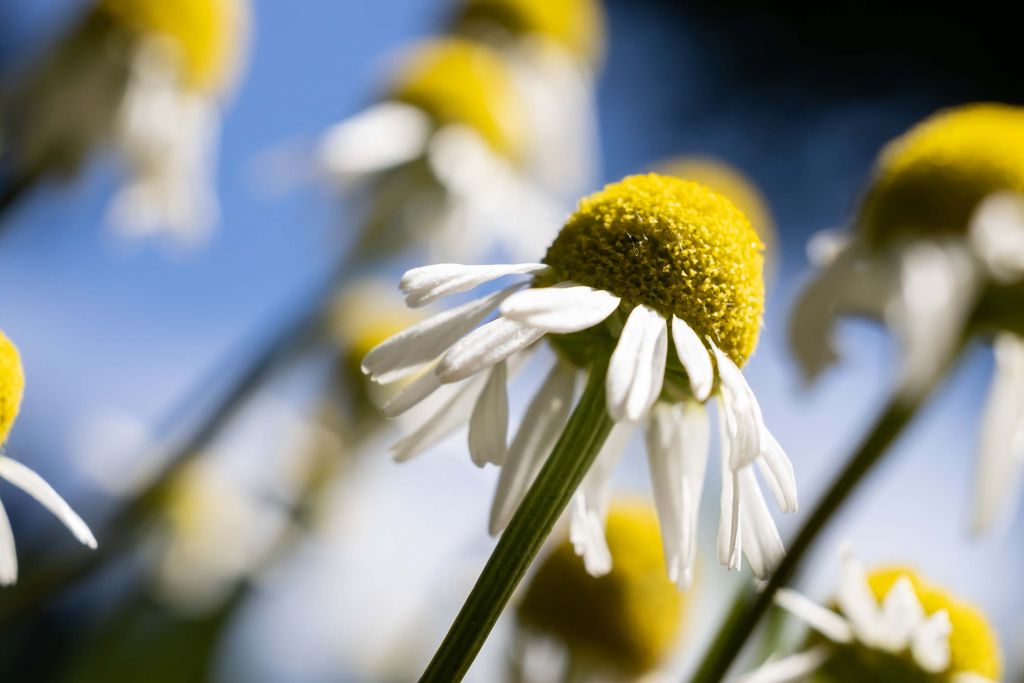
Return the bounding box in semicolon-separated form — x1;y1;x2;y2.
688;372;947;683
420;358;614;683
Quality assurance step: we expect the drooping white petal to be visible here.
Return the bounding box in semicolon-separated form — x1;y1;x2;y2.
606;305;668;423
437;317;547;383
318;102;432;181
570;422;631;577
712;343;763;470
836;546;884;647
876;577;925;651
362;286;517;384
775;589;854;644
468;361;509;467
717;406;742;572
756;429;799;514
500;283;620;334
391;374;489;462
0;500;17;585
735;647;831;683
969;192;1024;283
400;263;550;308
380;366;443;418
737;466;785;579
645;401;709;588
911;609;952;673
671;316;714;401
0;457;97;549
489;363;577;535
806;229;853;268
972;333;1024;534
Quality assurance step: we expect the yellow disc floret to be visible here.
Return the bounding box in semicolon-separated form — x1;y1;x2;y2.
99;0;247;92
454;0;606;66
0;331;26;446
866;567;1002;681
859;103;1024;245
543;174;765;366
517;501;685;675
389;38;527;160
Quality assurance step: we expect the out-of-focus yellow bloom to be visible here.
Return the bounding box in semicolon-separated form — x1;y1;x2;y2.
0;332;25;446
99;0;248;92
860;103;1024;245
389;38;528;160
454;0;607;67
518;501;685;675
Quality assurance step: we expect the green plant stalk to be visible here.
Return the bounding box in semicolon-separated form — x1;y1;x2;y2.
420;358;614;683
688;367;948;683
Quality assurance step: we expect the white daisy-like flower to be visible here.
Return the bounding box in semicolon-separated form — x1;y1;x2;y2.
363;174;797;586
318;37;563;262
0;330;96;586
790;104;1024;534
740;548;1003;683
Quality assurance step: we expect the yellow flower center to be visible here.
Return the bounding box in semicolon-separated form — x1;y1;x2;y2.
454;0;606;66
517;501;685;674
859;103;1024;245
0;331;25;446
389;38;527;160
542;174;765;366
99;0;247;92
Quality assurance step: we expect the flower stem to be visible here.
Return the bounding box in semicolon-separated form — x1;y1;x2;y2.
420;358;614;683
688;371;947;683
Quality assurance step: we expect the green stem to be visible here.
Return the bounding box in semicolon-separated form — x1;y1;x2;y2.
688;372;946;683
420;358;614;683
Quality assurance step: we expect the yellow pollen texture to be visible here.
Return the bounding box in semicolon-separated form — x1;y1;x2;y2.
543;174;765;366
0;331;26;446
517;501;684;674
99;0;246;92
859;103;1024;245
456;0;606;66
867;566;1002;680
389;38;526;160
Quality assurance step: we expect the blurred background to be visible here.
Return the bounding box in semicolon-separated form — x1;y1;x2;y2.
0;0;1022;681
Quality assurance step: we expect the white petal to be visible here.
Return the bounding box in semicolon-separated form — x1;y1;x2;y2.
737;466;785;580
972;333;1024;534
757;430;799;514
951;674;999;683
0;457;97;549
438;317;546;384
877;577;925;651
671;316;714;401
911;609;952;673
735;647;831;683
318;102;432;181
836;547;884;647
969;191;1024;283
362;287;516;384
468;361;509;467
380;366;443;418
606;305;668;423
570;421;631;577
712;343;763;470
807;229;853;268
489;363;577;534
391;375;488;462
775;589;854;644
400;263;550;308
0;500;17;585
500;283;620;334
717;407;742;571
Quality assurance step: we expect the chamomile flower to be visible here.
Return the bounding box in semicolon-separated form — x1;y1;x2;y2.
363;174;797;585
1;0;249;242
0;330;96;586
741;548;1002;683
319;37;562;263
790;103;1024;533
515;501;685;681
451;0;607;199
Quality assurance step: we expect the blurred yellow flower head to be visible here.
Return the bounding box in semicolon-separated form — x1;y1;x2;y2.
389;38;527;160
0;332;25;446
860;103;1024;245
99;0;248;92
518;501;685;674
543;173;765;366
455;0;606;67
